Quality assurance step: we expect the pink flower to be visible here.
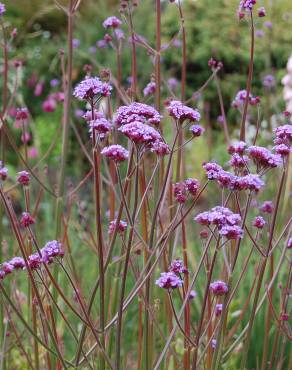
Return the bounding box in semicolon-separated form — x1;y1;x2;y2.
219;225;244;240
115;102;161;126
28;147;38;159
215;303;223;317
260;200;274;214
17;171;30;186
42;99;57;113
103;16;122;29
190;124;205;137
210;280;228;296
143;81;156;97
34;81;44;97
148;140;170;156
16;108;29;120
258;7;266;17
101;145;129;162
252;216;266;229
73;77;112;100
20;212;35;228
169;260;188;275
155;272;183;290
167;100;201;123
108;219;128;235
118;121;161;144
0;161;8;181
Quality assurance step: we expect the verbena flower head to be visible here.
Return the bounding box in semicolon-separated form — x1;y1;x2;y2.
247;146;282;169
28;253;42;270
115;102;161;126
16;108;29;120
210;280;228;296
236;174;265;192
103;16;122;29
143;81;156;97
90;117;112;134
185;178;200;195
73;77;112;100
108;219;128;235
20;212;35;228
190;124;205;137
260;200;274;214
203;162;223;180
228;141;246;155
252;216;266;229
239;0;257;11
0;3;5;16
118;121;161;144
17;171;30;186
0;161;8;181
229;154;249;168
211;339;217;350
189;290;197;299
232;90;253;109
258;7;266;17
263;74;275;89
287;238;292;249
9;257;25;269
273;144;290;156
219;225;244;239
148;140;170;156
274;124;292;146
41;240;64;264
2;262;14;275
167;100;201;123
155;272;183;290
215;303;223;317
173;182;187;203
169;260;188;275
195;207;242;229
101;145;129;162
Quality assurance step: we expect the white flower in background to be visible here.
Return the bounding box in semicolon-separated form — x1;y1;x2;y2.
282;54;292;113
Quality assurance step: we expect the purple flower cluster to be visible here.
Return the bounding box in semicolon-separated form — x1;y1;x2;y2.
17;171;30;186
260;200;274;214
0;161;8;181
20;212;35;228
239;0;257;10
229;154;249;168
118;121;161;144
247;146;282;169
252;216;266;229
101;145;129;162
190;124;205;137
263;74;276;89
228;141;246;155
73;77;112;100
167;100;201;123
195;207;243;240
0;241;64;281
0;2;5;17
143;81;156;97
155;272;183;290
273;125;292;156
169;259;188;275
210;280;228;296
103;16;122;29
108;219;128;235
215;303;223;317
203;163;265;192
231;90;259;109
148;140;170;156
173;178;200;203
115;102;162;126
89;116;112;139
